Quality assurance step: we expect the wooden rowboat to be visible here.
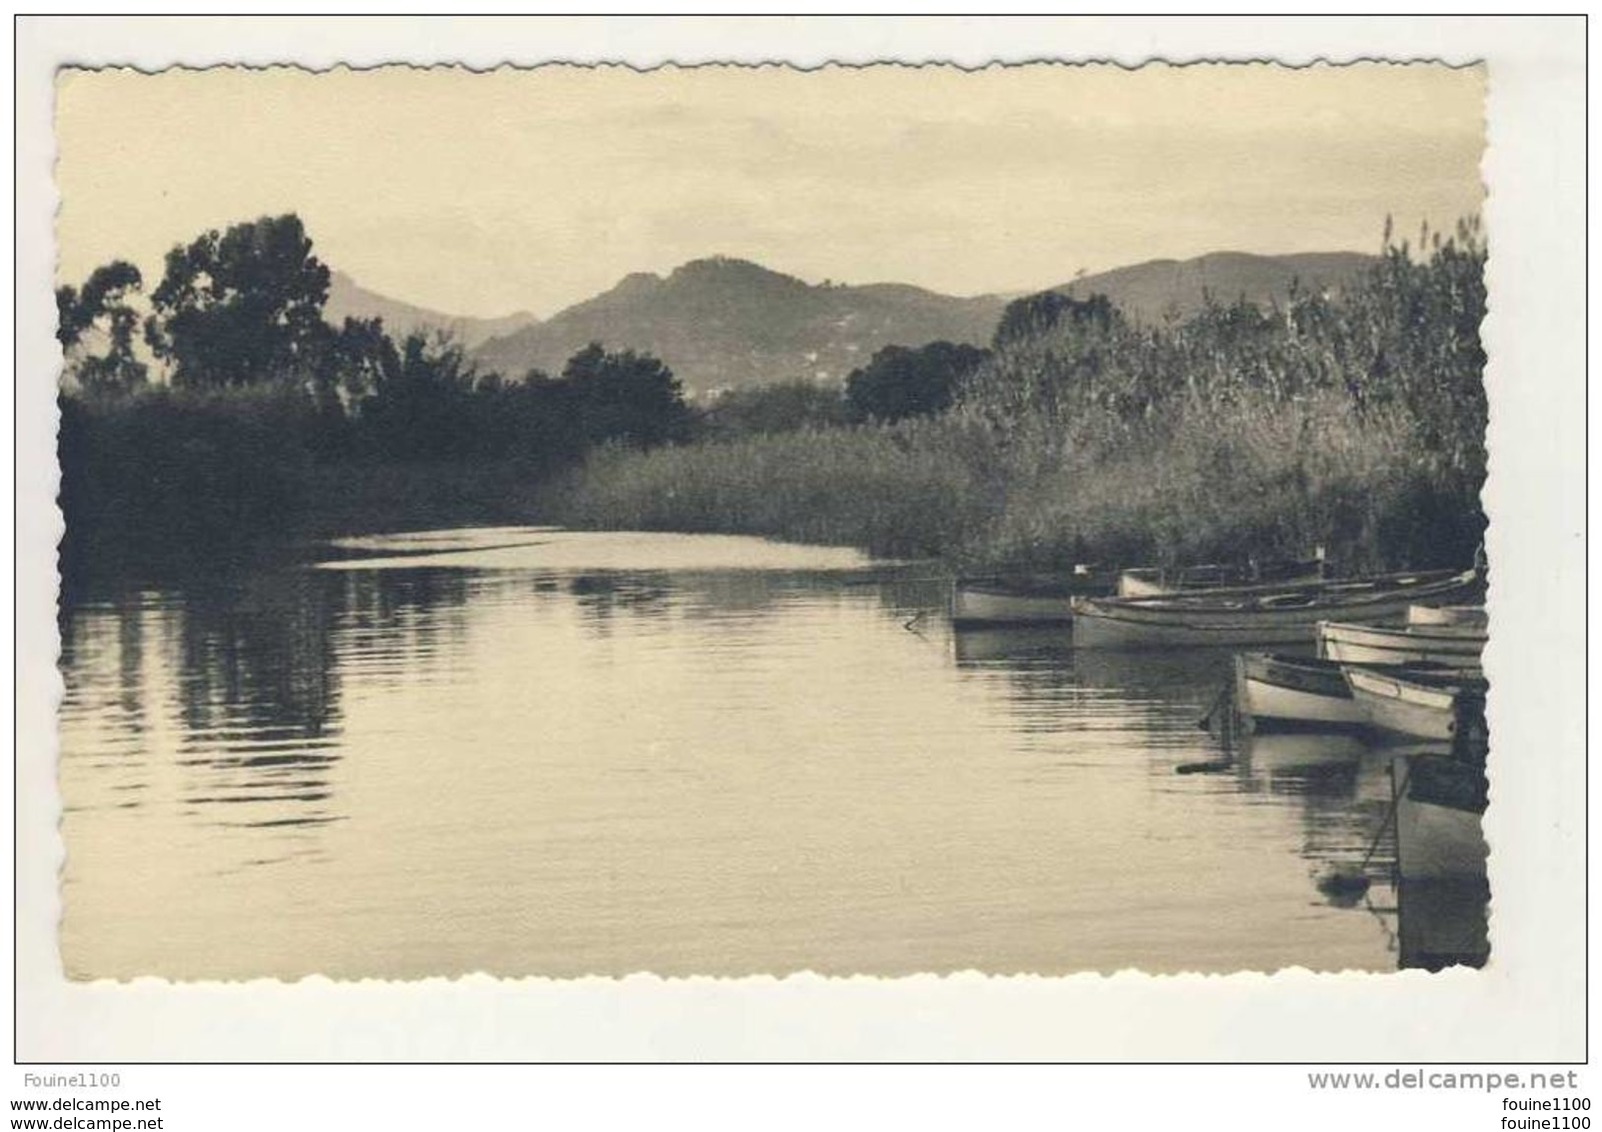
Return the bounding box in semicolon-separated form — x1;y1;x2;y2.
1319;619;1485;671
950;567;1113;626
1407;604;1488;628
1396;875;1490;970
1343;666;1487;743
1234;653;1369;731
1070;568;1480;648
1393;753;1489;881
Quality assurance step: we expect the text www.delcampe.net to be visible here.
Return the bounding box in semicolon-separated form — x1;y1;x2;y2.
1307;1068;1582;1093
9;1096;163;1130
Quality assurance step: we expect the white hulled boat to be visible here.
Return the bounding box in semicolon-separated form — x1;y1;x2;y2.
1070;568;1480;648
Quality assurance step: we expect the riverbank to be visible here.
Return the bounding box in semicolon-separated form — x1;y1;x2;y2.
542;230;1487;575
540;385;1476;574
59;440;543;586
58;226;1486;584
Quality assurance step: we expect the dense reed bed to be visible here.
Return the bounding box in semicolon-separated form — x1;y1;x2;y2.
546;424;989;560
548;222;1487;573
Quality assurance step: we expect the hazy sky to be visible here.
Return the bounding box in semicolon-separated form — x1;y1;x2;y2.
56;62;1484;319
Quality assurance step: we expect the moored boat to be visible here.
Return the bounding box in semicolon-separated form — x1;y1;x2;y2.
1319;619;1486;670
1234;653;1368;732
1114;553;1326;598
1117;555;1325;598
1392;752;1489;881
1396;876;1490;970
950;566;1113;626
1343;665;1487;742
1070;568;1479;648
1407;603;1487;629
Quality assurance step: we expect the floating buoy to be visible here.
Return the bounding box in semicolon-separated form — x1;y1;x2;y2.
1316;865;1372;904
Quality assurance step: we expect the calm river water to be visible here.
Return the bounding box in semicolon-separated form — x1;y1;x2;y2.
57;528;1484;979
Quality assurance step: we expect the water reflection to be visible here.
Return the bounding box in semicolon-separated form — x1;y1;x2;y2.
951;626;1232;752
59;529;1490;979
951;623;1491;972
567;573;674;629
337;568;475;684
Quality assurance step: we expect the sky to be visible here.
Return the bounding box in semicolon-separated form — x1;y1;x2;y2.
55;62;1485;320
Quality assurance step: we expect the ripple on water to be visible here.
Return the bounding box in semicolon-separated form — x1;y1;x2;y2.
55;527;1474;979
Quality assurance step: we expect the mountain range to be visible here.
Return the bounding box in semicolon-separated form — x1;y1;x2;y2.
326;251;1377;395
324;271;539;350
471;257;1006;395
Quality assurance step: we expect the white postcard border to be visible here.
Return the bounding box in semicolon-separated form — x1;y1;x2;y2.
13;15;1588;1062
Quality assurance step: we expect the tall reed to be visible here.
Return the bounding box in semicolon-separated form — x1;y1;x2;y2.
550;222;1487;572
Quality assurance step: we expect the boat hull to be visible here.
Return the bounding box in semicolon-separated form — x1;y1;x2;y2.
1407;604;1488;628
1393;755;1489;881
1321;620;1485;671
1063;566;1473;646
1397;877;1490;970
1235;654;1367;730
1071;569;1479;649
950;567;1116;626
1345;667;1484;742
951;585;1076;626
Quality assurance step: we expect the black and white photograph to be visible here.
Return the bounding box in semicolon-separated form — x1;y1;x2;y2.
49;57;1495;981
13;13;1587;1097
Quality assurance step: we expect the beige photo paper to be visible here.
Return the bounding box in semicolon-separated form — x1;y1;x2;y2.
18;16;1586;1062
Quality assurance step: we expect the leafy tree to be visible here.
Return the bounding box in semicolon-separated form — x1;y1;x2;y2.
845;341;990;423
351;331;481;460
562;343;693;448
145;213;331;389
992;291;1118;349
317;316;393;404
56;260;148;392
471;370;588;470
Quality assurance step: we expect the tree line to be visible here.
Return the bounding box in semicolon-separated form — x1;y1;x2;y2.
56;212;990;576
60;212;995;461
58;214;699;466
64;209;1483;579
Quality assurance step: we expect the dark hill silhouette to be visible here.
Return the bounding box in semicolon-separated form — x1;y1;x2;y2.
317;252;1379;395
324;271;539;349
471;257;1008;395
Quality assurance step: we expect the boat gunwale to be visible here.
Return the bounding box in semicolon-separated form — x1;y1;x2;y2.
1117;559;1324;594
953;577;1108;601
1073;589;1473;632
1406;603;1488;627
1341;664;1489;699
1075;568;1477;618
1319;618;1490;645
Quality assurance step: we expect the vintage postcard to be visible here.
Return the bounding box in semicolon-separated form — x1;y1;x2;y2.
17;17;1586;1065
